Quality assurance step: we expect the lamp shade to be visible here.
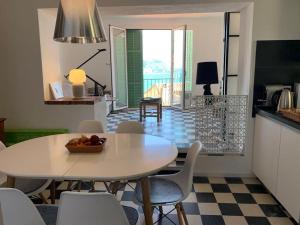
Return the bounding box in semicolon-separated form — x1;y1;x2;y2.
68;69;87;84
54;0;107;44
196;62;219;85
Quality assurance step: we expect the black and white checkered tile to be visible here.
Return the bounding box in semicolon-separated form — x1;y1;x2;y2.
107;108;196;149
38;177;297;225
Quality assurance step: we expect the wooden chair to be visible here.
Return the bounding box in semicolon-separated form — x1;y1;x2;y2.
139;98;162;122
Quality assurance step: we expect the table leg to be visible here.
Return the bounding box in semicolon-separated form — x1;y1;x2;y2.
140;177;153;225
50;181;56;204
139;103;143;122
157;104;160;122
160;103;162;119
6;176;15;188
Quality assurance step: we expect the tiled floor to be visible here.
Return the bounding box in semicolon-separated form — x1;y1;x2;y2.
38;177;297;225
107;108;196;148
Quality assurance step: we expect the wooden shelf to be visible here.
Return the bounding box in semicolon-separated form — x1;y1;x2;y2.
44;97;102;105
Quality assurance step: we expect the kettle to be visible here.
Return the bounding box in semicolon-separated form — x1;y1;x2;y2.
277;88;294;111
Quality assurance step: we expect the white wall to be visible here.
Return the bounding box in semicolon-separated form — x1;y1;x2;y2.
252;0;300;40
0;1;106;132
192;5;254;177
248;0;300;176
38;9;62;100
38;8;110;99
106;14;224;96
39;11;224;99
207;0;300;177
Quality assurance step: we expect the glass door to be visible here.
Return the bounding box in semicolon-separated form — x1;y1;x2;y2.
110;25;128;110
171;25;187;109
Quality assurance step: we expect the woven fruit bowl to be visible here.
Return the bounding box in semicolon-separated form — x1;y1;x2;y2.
65;135;106;153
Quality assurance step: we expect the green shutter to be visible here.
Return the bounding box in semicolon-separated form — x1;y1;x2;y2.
126;30;143;108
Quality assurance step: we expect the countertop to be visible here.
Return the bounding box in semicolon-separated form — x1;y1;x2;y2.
255;106;300;131
44;97;102;105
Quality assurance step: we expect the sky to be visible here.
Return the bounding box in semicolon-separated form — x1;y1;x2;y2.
143;30;171;66
142;30;184;70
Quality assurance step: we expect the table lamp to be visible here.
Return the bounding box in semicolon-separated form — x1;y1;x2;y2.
68;69;87;98
196;62;219;95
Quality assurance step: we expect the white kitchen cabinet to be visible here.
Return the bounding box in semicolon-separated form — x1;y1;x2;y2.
277;126;300;221
253;115;281;194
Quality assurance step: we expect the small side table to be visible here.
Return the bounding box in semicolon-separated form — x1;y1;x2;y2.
139;98;162;122
0;118;6;143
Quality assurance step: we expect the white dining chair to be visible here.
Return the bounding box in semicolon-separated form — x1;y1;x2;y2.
108;121;145;194
0;142;53;203
0;188;57;225
77;120;104;133
116;121;145;134
0;141;7;184
68;120;105;191
56;192;135;225
134;141;202;225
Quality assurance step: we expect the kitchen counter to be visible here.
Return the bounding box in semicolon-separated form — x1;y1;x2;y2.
255;106;300;132
45;96;102;105
42;97;107;132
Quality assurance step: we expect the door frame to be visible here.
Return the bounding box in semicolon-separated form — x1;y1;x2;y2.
109;25;129;111
171;25;187;109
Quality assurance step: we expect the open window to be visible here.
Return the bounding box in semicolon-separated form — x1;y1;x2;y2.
109;25;128;110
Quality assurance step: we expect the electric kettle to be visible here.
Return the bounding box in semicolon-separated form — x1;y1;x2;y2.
277;88;294;111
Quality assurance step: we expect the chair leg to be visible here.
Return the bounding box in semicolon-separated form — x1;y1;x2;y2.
77;181;82;192
104;182;112;193
139;103;143;122
143;105;146;118
90;180;95;191
159;206;163;214
67;181;73;191
160;104;162;119
175;204;184;225
179;203;189;225
151;206;155;216
110;181;121;195
50;181;56;204
39;193;48;204
157;104;160;122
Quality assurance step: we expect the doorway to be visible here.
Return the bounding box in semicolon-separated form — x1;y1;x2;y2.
143;30;172;106
110;26;193;110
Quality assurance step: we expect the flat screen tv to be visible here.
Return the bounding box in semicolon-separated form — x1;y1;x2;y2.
254;40;300;87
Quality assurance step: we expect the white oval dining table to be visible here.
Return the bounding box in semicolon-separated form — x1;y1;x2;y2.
0;133;178;225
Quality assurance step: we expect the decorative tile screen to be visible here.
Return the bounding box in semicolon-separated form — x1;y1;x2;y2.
194;95;248;155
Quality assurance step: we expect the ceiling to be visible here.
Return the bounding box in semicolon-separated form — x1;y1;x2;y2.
97;0;252;7
99;0;252;16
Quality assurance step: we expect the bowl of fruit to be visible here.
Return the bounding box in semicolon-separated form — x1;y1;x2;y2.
65;135;107;153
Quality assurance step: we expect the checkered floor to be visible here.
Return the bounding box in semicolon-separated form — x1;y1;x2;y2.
107;108;196;148
38;177;297;225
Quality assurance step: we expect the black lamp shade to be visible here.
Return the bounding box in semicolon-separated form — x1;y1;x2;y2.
196;62;219;85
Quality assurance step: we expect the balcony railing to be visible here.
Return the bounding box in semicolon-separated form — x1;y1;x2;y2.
144;78;171;106
143;77;183;106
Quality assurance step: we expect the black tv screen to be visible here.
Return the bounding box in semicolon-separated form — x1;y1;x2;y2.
254;40;300;87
